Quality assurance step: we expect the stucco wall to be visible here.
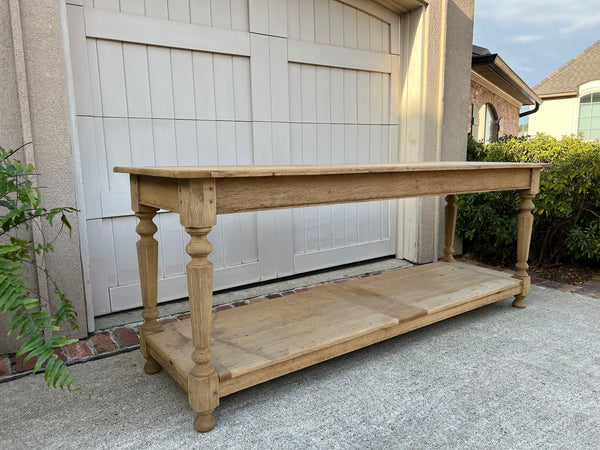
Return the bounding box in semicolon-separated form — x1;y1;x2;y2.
468;79;520;138
0;0;87;355
528;97;578;138
0;0;27;353
415;0;474;263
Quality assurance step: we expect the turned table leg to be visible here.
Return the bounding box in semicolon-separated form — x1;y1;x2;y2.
179;179;219;432
513;192;535;308
441;194;458;262
185;226;219;432
135;207;163;374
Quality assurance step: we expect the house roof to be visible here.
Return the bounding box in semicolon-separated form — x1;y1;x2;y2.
534;40;600;98
471;46;541;106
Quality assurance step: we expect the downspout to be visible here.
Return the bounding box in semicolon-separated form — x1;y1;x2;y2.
519;102;540;118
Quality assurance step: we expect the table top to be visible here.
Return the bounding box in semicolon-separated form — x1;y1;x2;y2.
114;161;550;179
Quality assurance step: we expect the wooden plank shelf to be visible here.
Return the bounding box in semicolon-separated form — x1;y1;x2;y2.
147;261;521;397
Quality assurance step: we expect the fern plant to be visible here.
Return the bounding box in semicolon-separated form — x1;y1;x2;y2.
0;144;79;390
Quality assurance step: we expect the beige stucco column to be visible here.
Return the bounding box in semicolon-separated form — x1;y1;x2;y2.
398;0;474;263
0;0;87;354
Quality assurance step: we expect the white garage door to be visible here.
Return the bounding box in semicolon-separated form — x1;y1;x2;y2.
67;0;401;316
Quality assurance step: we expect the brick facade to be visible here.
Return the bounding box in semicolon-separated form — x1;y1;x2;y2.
468;79;520;138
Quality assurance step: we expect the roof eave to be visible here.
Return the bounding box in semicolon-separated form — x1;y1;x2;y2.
472;54;542;105
538;91;578;100
372;0;427;13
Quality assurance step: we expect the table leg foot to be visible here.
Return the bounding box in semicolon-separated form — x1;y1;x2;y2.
144;358;162;374
194;411;216;432
512;295;526;309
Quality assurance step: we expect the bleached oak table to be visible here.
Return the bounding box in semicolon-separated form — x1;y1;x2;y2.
114;162;547;432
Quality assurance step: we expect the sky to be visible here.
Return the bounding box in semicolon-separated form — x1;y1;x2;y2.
473;0;600;89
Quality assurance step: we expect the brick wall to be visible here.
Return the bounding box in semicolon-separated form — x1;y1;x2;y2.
468;79;520;138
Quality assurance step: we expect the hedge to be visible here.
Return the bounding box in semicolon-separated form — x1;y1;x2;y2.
457;134;600;265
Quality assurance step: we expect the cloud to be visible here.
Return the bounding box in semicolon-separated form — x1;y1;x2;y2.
511;35;544;44
514;66;534;73
475;0;600;33
559;14;600;33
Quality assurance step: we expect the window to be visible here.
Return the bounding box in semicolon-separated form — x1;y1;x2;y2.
475;103;498;143
578;92;600;140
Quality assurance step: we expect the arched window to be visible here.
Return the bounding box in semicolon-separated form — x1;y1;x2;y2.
578;92;600;140
476;103;498;143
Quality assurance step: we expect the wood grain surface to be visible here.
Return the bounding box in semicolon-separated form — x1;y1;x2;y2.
146;262;522;396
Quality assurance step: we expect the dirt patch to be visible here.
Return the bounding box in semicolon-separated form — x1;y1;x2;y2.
528;264;600;286
459;254;600;286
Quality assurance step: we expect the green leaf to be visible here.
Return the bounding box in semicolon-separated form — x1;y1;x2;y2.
16;336;45;358
0;145;79;390
60;213;72;236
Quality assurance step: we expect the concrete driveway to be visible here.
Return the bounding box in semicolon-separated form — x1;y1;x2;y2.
1;285;599;449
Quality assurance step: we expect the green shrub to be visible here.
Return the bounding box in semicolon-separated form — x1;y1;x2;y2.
0;144;79;389
458;134;600;265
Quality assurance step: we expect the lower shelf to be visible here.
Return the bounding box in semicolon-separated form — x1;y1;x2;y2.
146;261;522;397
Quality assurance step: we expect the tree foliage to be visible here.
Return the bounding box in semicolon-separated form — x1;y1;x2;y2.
0;144;79;389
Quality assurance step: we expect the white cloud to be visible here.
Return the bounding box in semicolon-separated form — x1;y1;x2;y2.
511;35;544;43
514;66;534;72
559;14;600;33
476;0;600;34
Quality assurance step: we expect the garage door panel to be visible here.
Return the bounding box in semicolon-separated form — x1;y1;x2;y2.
122;43;152;117
144;0;168;18
250;34;290;123
157;213;185;278
86;219;111;316
153;120;177;165
168;0;191;21
86;40;103;115
112;215;142;286
70;0;401;316
210;0;232;28
196;121;218;163
214;55;236;120
102;0;246;30
192;52;216;119
331;205;346;248
96;40;128;117
328;1;344;45
318;205;334;250
289;123;395;258
265;123;285;163
120;0;144;15
77;117;102;219
288;64;302;122
84;8;252;55
148;47;175;117
269;37;290;121
174;120;198;165
221;214;243;266
94;0;119;12
235;122;254;164
190;0;212;26
103;118;131;191
288;0;393;49
171;49;196;119
290;63;391;125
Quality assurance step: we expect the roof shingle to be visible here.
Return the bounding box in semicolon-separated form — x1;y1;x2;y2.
534;40;600;97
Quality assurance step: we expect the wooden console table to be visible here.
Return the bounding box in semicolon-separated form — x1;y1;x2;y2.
114;162;547;432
